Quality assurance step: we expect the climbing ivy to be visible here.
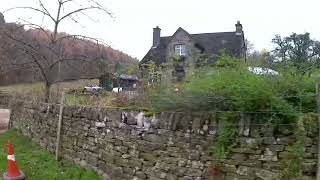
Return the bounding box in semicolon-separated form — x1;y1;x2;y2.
209;112;238;158
281;114;309;179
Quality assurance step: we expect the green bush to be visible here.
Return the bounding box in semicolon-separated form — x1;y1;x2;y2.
150;56;316;124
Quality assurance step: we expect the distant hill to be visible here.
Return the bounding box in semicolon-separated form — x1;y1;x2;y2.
0;23;138;85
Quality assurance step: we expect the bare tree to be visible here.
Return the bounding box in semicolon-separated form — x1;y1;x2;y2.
1;0;112;102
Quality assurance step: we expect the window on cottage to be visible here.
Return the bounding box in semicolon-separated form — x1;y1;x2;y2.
174;44;186;56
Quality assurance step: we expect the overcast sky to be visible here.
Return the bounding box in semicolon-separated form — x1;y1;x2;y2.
1;0;320;60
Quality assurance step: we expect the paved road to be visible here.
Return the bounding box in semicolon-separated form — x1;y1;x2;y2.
0;109;10;133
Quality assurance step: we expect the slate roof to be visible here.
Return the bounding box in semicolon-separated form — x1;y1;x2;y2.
140;28;245;65
119;74;139;81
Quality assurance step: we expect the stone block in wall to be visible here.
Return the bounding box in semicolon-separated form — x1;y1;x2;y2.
62;106;77;117
154;161;177;172
224;173;253;180
114;157;130;168
263;137;277;145
278;151;294;159
185;150;201;161
100;151;115;164
171;113;185;131
239;160;262;167
230;148;262;154
137;140;166;152
236;165;256;176
142;133;167;144
304;137;313;147
306;145;317;154
159;112;172;130
128;148;139;158
253;168;281;180
294;176;316;180
259;148;278;161
160;156;185;166
189;161;204;170
302;161;317;174
135;171;147;179
106;109;122;124
124;111;139;125
177;176;194;180
163;173;178;180
276;136;295;145
259;155;278;162
306;127;318;138
123;167;135;176
142;160;155;167
239;137;262;148
173;167;191;177
266;145;285;152
128;158;143;170
140;153;158;163
303;153;314;159
104;163;123;179
149;176;164;180
262;162;286;170
115;145;128;154
171;166;197;177
230;153;247;161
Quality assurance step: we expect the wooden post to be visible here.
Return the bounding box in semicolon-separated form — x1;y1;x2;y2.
55;91;65;161
316;83;320;180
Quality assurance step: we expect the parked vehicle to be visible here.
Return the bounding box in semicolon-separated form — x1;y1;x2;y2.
248;67;279;75
112;87;123;92
84;85;102;92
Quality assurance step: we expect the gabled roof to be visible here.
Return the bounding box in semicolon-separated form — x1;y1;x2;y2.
119;74;139;81
140;27;245;65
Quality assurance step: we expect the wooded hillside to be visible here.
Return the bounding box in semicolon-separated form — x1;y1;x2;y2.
0;23;138;85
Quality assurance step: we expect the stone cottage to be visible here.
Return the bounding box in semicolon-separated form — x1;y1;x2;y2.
139;21;246;81
141;21;246;65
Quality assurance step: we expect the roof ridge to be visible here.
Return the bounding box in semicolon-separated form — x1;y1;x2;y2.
191;31;235;35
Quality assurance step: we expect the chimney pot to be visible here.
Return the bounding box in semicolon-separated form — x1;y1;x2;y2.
235;21;243;35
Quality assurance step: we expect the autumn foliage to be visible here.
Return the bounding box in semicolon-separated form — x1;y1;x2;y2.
0;23;138;85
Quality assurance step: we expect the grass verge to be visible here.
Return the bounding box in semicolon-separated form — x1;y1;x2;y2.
0;129;101;180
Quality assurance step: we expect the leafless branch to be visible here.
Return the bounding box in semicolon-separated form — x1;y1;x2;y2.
0;0;115;102
4;7;55;22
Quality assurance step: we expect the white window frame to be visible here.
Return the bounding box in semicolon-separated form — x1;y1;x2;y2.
174;44;186;56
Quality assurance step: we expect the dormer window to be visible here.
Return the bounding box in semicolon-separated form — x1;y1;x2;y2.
174;44;186;56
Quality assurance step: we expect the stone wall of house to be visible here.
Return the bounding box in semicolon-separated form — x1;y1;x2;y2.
6;100;318;180
166;29;194;58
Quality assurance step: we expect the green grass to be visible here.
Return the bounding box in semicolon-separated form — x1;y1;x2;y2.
0;79;99;102
0;129;101;180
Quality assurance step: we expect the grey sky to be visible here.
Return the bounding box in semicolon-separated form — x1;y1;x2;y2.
1;0;320;60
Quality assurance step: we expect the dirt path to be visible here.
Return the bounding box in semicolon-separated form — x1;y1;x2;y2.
0;109;10;133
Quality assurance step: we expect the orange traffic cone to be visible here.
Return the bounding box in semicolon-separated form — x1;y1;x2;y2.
3;142;25;180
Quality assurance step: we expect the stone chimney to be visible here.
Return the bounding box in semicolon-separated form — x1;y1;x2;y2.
0;12;5;24
235;21;243;35
153;26;161;47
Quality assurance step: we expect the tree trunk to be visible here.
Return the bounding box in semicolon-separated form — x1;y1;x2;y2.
44;82;51;103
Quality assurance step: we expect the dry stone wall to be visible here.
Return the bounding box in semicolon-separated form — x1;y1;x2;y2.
7;100;318;180
0;93;10;108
